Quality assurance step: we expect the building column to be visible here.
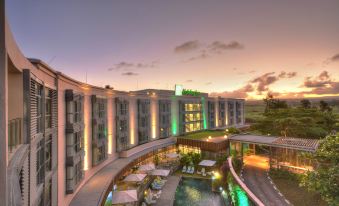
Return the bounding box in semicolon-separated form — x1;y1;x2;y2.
0;0;8;204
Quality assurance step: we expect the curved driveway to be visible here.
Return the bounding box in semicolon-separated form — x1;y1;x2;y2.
242;165;290;206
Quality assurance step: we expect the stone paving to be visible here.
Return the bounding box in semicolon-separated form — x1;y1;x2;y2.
153;176;181;206
70;141;175;206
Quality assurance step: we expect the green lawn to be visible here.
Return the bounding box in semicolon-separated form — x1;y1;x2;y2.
179;130;227;140
271;175;328;206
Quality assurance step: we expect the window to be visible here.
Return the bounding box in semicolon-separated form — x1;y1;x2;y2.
74;132;83;152
74;100;82;123
36;139;44;185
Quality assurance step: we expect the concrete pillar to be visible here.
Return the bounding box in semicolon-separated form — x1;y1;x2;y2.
0;0;8;204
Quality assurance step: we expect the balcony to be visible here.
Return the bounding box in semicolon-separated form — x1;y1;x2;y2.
8;118;23;156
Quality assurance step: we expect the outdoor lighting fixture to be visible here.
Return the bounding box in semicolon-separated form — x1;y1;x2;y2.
208;136;212;139
214;171;221;179
219;187;223;191
224;135;227;139
226;129;229;132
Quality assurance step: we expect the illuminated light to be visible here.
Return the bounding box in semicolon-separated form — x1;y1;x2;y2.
226;129;229;132
224;135;228;139
83;97;90;171
206;139;209;142
208;136;212;139
201;97;207;129
130;101;135;145
171;96;178;135
151;100;157;139
107;99;113;154
175;84;183;96
214;171;221;179
219;187;223;191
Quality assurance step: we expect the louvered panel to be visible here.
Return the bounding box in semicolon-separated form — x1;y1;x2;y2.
30;79;38;138
51;89;58;128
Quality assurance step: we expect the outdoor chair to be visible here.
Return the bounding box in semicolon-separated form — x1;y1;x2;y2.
186;166;191;173
182;165;187;173
197;169;201;174
190;167;195;174
201;168;206;176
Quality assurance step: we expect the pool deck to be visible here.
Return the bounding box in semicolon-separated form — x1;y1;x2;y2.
153;176;181;206
70;139;175;206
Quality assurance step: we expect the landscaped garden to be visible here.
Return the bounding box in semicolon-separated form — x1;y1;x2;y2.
179;127;240;140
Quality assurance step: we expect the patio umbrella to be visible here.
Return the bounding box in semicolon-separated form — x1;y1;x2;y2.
166;152;180;158
123;173;147;182
199;160;216;167
111;190;137;205
151;169;170;176
138;163;155;172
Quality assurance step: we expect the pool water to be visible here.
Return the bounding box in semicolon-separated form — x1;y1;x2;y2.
174;177;226;206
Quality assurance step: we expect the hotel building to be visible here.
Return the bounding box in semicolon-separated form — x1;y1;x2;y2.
0;7;245;206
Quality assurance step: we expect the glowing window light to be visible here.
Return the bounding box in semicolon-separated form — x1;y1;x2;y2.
83;96;90;170
130;101;135;145
151;100;157;139
201;97;207;129
171;96;178;135
107;99;113;154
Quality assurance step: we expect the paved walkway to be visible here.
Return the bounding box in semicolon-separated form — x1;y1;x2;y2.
153;176;181;206
242;165;290;206
70;141;175;206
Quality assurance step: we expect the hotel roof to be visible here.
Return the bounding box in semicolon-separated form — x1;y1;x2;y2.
229;134;320;152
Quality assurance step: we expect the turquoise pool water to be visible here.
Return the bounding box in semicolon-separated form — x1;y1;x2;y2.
174;177;226;206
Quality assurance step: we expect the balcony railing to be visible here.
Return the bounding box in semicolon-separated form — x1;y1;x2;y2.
8;118;23;153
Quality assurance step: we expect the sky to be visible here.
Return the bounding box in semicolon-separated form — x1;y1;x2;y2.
6;0;339;99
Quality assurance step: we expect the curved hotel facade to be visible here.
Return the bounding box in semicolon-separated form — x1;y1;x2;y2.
0;9;245;206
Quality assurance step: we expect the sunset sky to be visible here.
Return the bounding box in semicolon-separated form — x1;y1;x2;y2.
6;0;339;99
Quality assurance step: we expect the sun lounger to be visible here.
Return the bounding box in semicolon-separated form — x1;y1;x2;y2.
182;165;187;173
186;166;191;173
190;167;195;174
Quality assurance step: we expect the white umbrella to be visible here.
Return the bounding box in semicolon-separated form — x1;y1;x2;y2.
112;190;137;205
151;169;170;176
123;173;147;182
166;153;180;158
199;160;216;167
138;163;155;172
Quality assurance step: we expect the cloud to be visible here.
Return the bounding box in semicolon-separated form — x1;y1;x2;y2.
185;79;193;83
174;40;200;53
178;40;244;62
303;71;331;88
330;53;339;62
208;41;244;53
122;72;138;76
210;70;298;98
210;84;254;98
108;61;157;71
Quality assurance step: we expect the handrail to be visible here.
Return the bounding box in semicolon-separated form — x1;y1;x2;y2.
227;157;265;206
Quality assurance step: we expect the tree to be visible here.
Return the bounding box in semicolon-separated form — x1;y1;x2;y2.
319;100;332;112
263;94;288;113
300;135;339;205
300;99;311;109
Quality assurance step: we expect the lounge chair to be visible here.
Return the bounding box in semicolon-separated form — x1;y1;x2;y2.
190;166;195;174
202;168;206;176
197;169;201;175
186;166;191;173
182;165;187;173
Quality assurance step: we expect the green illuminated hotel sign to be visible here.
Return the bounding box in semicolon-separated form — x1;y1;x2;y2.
175;84;201;96
182;89;201;96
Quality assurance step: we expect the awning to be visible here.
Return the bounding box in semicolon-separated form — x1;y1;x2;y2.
123;173;147;182
199;160;216;167
151;169;170;176
112;190;138;205
138;163;155;172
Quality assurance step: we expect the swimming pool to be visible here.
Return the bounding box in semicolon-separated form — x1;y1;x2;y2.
174;177;226;206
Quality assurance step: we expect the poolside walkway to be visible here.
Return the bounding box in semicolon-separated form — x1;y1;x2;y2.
242;165;290;206
70;139;175;206
153;175;181;206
